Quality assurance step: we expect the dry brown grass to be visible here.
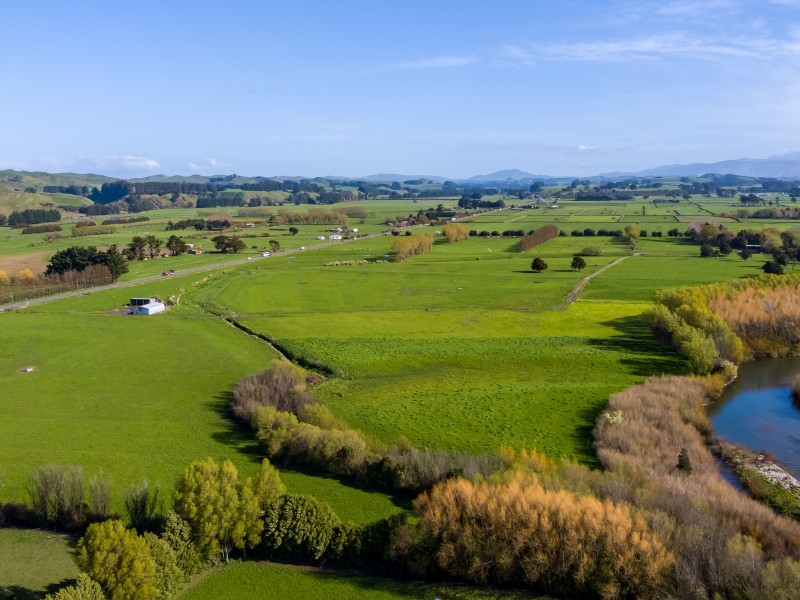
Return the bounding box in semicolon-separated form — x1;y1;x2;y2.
593;375;800;598
0;250;50;274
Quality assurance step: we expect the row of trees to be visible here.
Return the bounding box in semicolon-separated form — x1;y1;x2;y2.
392;234;434;261
519;225;558;251
46;245;128;282
7;208;61;227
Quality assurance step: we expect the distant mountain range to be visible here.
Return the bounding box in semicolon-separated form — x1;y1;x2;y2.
605;154;800;179
5;152;800;188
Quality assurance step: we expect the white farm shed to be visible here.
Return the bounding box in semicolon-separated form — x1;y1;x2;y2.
130;297;166;316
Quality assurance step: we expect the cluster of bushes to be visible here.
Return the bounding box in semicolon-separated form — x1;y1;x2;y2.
468;229;526;237
391;475;673;599
519;225;559;251
8;208;61;227
392;234;434;261
49;510;205;600
232;362;501;492
593;376;800;599
579;245;604;256
652;275;800;370
73;225;116;237
102;216;150;225
442;222;469;243
21;223;62;234
570;228;623;237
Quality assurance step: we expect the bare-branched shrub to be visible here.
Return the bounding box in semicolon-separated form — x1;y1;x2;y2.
124;480;163;533
231;360;314;422
594;375;800;597
28;464;85;528
88;472;112;521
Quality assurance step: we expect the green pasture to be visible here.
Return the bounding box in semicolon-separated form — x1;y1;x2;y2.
0;304;405;524
0;529;78;599
192;234;682;458
180;562;542;600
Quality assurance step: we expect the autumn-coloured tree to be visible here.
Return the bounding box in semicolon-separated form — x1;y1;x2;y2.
392;234;434;261
0;270;9;285
397;475;673;598
16;268;37;284
519;225;558;251
442;223;469;243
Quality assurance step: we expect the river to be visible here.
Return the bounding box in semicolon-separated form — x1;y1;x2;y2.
709;356;800;479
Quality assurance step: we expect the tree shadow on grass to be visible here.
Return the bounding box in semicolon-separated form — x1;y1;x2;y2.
0;579;76;600
567;403;605;471
208;393;414;514
294;568;538;599
209;391;264;466
585;313;688;378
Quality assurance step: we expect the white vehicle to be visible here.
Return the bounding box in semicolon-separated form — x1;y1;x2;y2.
262;252;271;257
300;246;306;251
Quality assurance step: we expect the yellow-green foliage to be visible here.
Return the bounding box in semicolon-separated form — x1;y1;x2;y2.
77;520;158;600
655;274;800;365
172;458;265;563
442;223;469;243
44;573;106;600
401;475;673;599
392;234;433;261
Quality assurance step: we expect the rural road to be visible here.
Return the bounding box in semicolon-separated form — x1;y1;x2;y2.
563;252;641;306
0;233;390;313
0;206;509;313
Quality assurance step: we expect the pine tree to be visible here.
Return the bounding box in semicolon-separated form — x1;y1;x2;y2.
676;448;693;474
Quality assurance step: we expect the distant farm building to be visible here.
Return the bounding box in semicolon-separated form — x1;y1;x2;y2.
129;297;165;316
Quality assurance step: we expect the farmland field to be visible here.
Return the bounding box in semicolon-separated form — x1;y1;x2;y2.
180;562;544;600
0;194;794;596
0;529;78;600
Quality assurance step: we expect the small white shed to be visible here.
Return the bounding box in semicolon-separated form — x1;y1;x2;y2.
130;297;165;316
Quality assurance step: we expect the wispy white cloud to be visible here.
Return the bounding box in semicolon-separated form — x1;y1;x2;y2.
503;32;800;63
654;0;739;17
75;155;160;171
188;157;229;172
1;155;161;174
386;55;475;71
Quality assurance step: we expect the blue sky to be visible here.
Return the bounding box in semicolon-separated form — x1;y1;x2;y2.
3;0;800;178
